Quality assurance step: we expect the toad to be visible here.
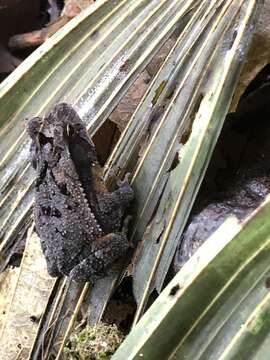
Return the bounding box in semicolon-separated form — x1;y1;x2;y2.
27;103;134;282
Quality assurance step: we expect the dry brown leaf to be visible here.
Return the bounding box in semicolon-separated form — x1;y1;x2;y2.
0;228;54;359
109;71;151;131
8;0;94;49
62;0;95;18
0;267;20;335
146;38;176;77
0;45;21;73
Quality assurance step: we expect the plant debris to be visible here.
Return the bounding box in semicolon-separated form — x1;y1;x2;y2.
64;322;124;360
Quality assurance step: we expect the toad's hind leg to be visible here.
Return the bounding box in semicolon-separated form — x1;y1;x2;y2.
69;217;132;282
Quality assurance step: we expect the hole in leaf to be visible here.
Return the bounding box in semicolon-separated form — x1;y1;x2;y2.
168;152;179;172
169;284;180;296
265;277;270;289
30;315;38;323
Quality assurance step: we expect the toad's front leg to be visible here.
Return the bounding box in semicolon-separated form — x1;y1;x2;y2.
69;216;132;282
96;173;134;215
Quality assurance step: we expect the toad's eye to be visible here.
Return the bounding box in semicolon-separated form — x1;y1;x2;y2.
66;124;75;137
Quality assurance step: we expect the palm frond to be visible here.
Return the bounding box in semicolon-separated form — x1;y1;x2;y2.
113;196;270;359
0;0;262;358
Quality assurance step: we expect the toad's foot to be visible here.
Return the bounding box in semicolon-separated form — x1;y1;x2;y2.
116;172;131;188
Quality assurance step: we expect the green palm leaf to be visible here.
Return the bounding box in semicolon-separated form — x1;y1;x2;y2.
113;196;270;359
